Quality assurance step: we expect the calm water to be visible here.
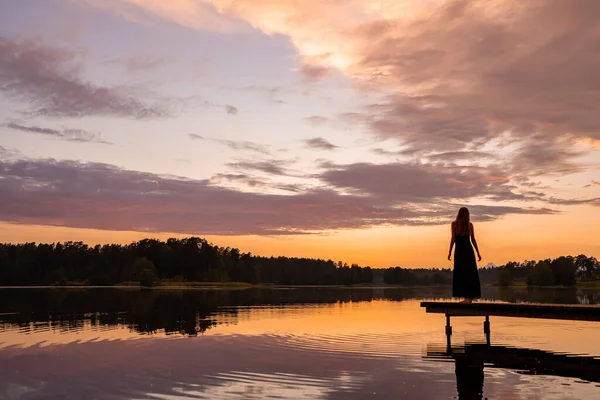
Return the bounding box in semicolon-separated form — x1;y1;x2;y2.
1;287;600;399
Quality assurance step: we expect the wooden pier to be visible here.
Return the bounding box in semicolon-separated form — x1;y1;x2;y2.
420;301;600;346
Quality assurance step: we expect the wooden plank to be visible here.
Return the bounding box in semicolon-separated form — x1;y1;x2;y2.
420;301;600;321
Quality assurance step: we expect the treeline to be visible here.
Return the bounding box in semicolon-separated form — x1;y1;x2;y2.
379;254;600;287
491;255;599;287
0;238;373;286
381;267;452;285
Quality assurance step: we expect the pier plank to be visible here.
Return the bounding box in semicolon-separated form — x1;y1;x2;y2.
420;301;600;321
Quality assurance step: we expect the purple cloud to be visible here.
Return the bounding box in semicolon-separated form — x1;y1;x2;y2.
6;122;111;144
104;55;170;72
319;162;541;203
227;159;293;176
340;0;600;178
0;36;172;118
225;105;238;115
305;137;338;150
190;135;270;155
0;158;556;235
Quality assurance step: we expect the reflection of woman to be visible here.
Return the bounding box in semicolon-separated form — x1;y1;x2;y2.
455;355;484;400
448;207;481;303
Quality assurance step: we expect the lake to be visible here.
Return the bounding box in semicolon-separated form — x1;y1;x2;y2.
1;286;600;399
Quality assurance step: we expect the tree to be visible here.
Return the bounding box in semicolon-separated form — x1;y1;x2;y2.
431;272;451;285
575;254;599;281
551;256;576;286
496;268;512;286
133;257;157;287
383;267;419;285
527;261;555;286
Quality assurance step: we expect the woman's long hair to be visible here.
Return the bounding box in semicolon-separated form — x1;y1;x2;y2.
452;207;471;236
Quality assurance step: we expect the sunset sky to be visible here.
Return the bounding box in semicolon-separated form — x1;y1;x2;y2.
1;0;600;268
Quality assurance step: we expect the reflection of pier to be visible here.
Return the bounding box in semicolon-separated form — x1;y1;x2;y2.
421;301;600;346
426;343;600;384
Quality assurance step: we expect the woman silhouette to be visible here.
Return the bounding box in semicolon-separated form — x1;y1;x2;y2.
448;207;482;303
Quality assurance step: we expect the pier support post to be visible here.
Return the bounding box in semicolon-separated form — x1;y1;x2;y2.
445;314;452;349
484;315;490;345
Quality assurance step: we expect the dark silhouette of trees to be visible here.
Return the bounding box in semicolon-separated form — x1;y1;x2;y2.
383;267;419;285
0;237;596;288
481;255;598;287
575;254;599;281
550;256;577;286
496;268;512;286
382;267;452;285
527;261;555;286
0;238;373;286
134;257;157;287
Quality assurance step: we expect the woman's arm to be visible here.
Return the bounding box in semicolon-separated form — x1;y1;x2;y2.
470;223;482;261
448;227;455;261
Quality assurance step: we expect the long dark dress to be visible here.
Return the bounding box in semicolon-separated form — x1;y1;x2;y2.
453;234;481;299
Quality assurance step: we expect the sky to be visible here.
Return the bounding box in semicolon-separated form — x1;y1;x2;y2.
1;0;600;268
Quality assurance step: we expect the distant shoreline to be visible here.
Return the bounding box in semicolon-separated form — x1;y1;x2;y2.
0;283;450;290
0;282;599;290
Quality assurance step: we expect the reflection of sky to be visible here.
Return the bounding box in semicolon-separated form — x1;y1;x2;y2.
1;298;600;399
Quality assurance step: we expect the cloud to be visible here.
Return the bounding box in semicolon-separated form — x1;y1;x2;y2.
227;159;292;176
371;148;410;157
299;63;333;83
508;136;586;178
0;36;173;118
345;0;600;176
104;55;171;72
6;122;111;144
82;0;244;34
225;105;238;115
425;151;497;163
111;0;600;181
304;137;338;151
202;100;240;115
212;173;303;192
212;173;268;188
0;146;15;159
0;157;431;234
225;85;288;104
584;180;600;189
0;157;560;234
189;134;270;155
92;0;600;152
319;161;535;203
222;140;268;154
546;197;600;206
305;116;329;125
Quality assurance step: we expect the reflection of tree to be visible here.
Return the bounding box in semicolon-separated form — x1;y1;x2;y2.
3;287;600;337
0;288;419;336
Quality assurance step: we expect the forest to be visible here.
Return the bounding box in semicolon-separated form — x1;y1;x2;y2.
382;255;600;287
0;237;597;287
0;238;373;286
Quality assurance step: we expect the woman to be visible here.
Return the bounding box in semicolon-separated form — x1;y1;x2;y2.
448;207;482;303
